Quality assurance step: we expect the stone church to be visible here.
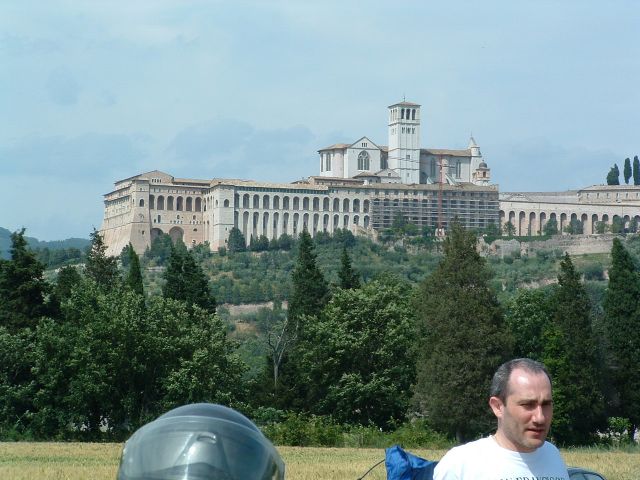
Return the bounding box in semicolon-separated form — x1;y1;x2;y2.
100;100;639;256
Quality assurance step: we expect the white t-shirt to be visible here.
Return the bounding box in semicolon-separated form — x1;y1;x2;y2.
433;436;569;480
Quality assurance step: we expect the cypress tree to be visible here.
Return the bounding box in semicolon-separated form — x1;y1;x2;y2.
125;243;144;296
163;241;215;313
624;157;632;184
0;229;51;331
414;221;512;441
85;229;119;291
606;164;620;185
634;156;640;186
338;246;360;289
543;254;605;445
603;239;640;441
227;227;246;253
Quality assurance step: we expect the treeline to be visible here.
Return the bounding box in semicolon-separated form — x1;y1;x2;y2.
1;224;638;447
607;155;640;185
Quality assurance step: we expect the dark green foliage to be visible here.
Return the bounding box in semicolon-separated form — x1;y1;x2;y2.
250;235;270;252
276;233;293;251
287;230;329;330
414;221;512;441
0;229;52;331
163;241;216;313
564;218;583;235
607;164;620;185
144;233;174;264
54;266;82;301
503;221;516;236
543;217;559;236
624;157;632;184
603;239;640;440
299;274;416;427
634;156;640;186
611;216;625;234
595;221;609;234
543;254;605;445
125;244;144;296
227;227;246;253
504;288;553;360
337;247;360;289
84;229;119;291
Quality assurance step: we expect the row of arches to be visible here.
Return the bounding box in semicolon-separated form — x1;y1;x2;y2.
234;193;370;213
148;195;203;212
500;210;640;236
235;211;370;242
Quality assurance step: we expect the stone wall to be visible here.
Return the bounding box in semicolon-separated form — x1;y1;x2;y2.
481;234;622;258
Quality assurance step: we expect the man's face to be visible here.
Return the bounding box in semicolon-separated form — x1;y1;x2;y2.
489;368;553;453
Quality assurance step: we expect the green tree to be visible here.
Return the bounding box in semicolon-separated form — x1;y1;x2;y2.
227;227;246;253
163;241;216;313
504;288;553;360
502;221;516;237
414;221;512;441
144;233;173;264
337;247;360;290
54;266;83;302
0;229;51;331
611;216;624;234
543;217;559;236
563;218;583;235
543;254;605;445
124;243;144;296
602;239;640;441
300;274;416;427
595;221;609;234
85;229;119;291
607;164;620;185
633;156;640;186
624;157;632;184
287;230;329;331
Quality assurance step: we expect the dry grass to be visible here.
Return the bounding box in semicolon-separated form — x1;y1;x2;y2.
0;442;637;479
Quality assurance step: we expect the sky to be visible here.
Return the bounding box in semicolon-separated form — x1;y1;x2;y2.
1;1;638;240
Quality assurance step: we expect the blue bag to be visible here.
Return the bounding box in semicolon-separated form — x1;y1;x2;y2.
384;445;437;480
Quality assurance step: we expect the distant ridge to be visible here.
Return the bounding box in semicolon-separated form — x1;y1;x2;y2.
0;227;90;260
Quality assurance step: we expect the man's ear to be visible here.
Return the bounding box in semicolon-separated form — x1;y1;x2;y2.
489;396;504;418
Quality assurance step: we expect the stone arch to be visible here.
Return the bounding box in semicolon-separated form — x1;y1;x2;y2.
581;213;589;233
243;194;250;208
313;213;319;234
539;212;547;233
242;211;250;241
139;199;145;207
323;197;330;211
313;197;319;211
169;226;183;243
293;213;299;236
303;213;309;231
195;198;202;212
353;199;360;212
224;199;230;207
560;213;567;233
518;211;526;236
252;212;259;238
591;214;599;234
363;199;370;213
167;196;174;211
343;214;349;227
263;195;270;209
333;214;340;229
186;197;193;211
234;211;239;228
283;196;290;209
303;197;310;210
157;196;164;210
273;212;279;238
176;196;184;211
283;212;289;234
333;198;340;211
262;212;269;236
323;214;329;232
293;197;300;210
354;215;359;226
253;195;260;209
528;212;536;236
343;198;350;212
363;216;369;228
273;195;280;209
149;195;155;209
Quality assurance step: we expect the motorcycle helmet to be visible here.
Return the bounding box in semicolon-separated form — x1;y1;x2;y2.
117;403;284;480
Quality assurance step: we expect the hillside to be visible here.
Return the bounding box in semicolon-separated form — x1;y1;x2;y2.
0;226;90;260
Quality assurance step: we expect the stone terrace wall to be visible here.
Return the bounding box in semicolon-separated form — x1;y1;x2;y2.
481;234;622;258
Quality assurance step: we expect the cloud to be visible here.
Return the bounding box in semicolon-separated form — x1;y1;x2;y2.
0;132;151;178
46;67;81;106
166;119;316;182
491;138;618;192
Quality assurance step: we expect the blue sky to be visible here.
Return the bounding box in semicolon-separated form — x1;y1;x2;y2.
1;1;638;240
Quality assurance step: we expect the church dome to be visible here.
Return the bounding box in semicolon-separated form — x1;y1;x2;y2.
478;161;487;169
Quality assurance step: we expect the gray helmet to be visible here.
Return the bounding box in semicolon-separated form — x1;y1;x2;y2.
117;403;285;480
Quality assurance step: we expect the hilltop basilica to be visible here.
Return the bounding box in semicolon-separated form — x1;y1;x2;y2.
100;100;640;256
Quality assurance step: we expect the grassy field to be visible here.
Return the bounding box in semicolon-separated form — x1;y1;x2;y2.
0;442;638;479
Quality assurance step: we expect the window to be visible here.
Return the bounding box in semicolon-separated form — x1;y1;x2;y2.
357;151;370;170
326;153;331;171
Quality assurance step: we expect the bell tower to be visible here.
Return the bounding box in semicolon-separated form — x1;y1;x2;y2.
388;101;421;184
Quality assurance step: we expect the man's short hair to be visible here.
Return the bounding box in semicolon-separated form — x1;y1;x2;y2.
490;358;551;402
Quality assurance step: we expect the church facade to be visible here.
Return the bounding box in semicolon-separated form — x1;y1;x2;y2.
100;101;498;255
100;100;640;256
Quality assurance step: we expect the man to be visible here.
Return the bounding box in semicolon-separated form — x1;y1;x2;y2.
434;358;569;480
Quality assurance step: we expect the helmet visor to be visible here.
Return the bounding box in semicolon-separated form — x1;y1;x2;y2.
117;416;284;480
